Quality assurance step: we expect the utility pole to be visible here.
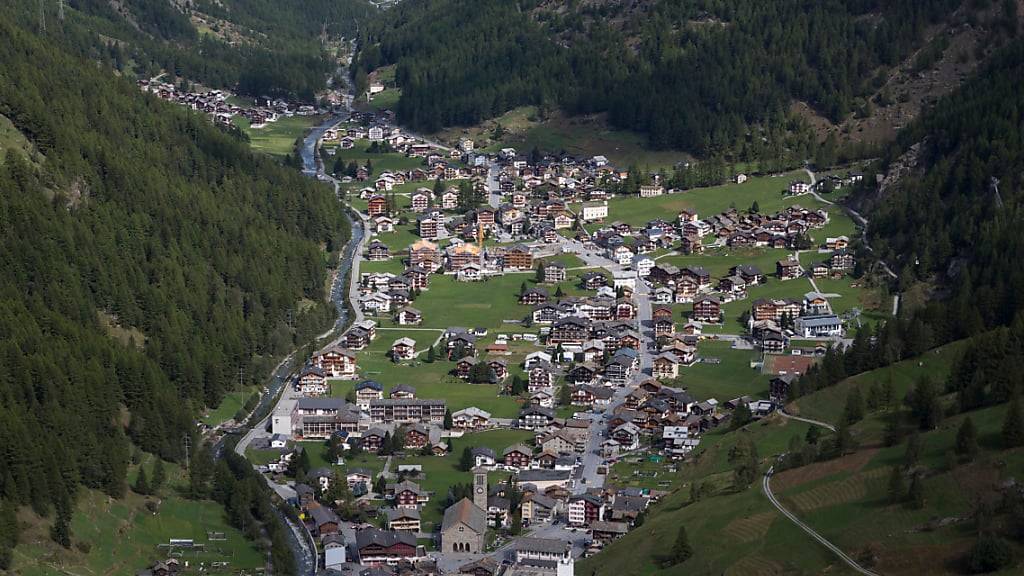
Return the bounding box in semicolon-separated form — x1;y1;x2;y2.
183;434;191;472
39;0;45;32
238;365;244;393
58;0;64;21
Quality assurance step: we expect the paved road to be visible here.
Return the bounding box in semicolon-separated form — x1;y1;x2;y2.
763;465;879;576
777;408;836;432
547;234;660;494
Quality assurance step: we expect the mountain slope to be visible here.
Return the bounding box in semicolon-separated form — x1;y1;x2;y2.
355;0;1020;157
0;9;347;565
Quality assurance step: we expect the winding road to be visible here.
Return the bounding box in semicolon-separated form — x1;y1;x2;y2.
764;410;881;575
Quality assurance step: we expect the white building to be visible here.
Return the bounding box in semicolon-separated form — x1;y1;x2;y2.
793;314;843;338
580;201;608;222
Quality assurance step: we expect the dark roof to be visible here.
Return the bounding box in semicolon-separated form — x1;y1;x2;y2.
441;498;487;534
355;528;416;550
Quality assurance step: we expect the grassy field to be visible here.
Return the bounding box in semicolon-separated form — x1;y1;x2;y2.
329;137;425;174
604;171;807;225
787;339;968;429
582;333;1024;576
680;340;768;401
235;114;322;157
200;388;254;425
329;328;525;417
12;457;263;576
392;428;534;529
366;88;402;111
658;247;792;279
0;113;36;162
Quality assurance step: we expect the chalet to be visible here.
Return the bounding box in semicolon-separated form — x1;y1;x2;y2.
518;405;556;430
681;266;712;288
502;445;533;469
692;295;722;323
313;345;357;379
809;261;830;278
441;189;459;209
385;508;421;532
830;249;855;272
615;299;638;320
567;494;606;527
409;239;441;271
752;298;803;323
488;358;509;381
355;380;384;409
549;317;589;344
355;528;417;566
417;214;440;239
403;425;431;449
387;381;415;399
452;407;492;431
543;262;567;284
652;353;680;379
530;388;554;408
519;287;549;306
769;375;796;403
410;189;431;212
504;245;534;270
803;292;830;315
760;328;788;354
639;184;664;197
446;331;478;358
794;314;843;338
580;272;607;290
367;195;389;216
310;507;340;537
731;264;765;285
389;338;417;362
373;215;395;233
395;307;423;326
457;263;482;282
388;480;428;509
654;318;675;338
360;428;386;452
521;364;556;396
296;365;328;396
776;258;803;280
366;240;391;261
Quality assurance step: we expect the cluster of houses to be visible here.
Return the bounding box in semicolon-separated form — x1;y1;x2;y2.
137;80;320;128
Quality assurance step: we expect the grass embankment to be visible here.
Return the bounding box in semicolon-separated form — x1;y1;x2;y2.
585;339;1024;575
12;455;263;576
235;114;322;157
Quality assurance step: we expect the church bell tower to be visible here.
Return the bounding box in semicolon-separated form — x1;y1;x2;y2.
472;466;487;510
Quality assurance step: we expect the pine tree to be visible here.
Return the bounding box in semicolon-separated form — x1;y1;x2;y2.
1002;391;1024;448
426;345;436;363
460;447;474;472
906;473;925;509
151;458;166;492
955;417;979;462
904;433;923;469
444;409;453;430
805;426;821;445
843;387;865;423
554;286;564;298
535;264;545;283
134;464;150;495
887;466;905;504
50;508;71;548
558;385;572;406
664;526;693;566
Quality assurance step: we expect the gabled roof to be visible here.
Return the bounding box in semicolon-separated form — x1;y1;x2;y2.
441;498;486;534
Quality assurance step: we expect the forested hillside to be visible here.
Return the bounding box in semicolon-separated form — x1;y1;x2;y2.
355;0;1019;158
38;0;374;100
863;35;1024;345
0;7;347;565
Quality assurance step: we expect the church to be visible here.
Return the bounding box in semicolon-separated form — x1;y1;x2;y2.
440;467;488;554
